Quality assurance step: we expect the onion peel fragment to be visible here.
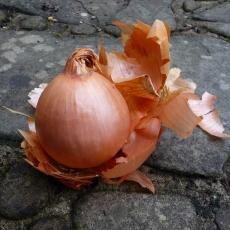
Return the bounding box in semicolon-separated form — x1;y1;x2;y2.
113;19;170;94
28;83;48;108
126;170;155;193
198;111;229;138
188;92;229;138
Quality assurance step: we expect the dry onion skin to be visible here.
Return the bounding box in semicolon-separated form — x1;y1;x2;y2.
12;19;228;193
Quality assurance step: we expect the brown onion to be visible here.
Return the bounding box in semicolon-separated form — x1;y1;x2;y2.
35;48;130;168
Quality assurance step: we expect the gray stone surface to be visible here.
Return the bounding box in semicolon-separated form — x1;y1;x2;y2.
7;13;27;30
71;24;96;35
103;24;121;38
72;192;198;230
215;206;230;230
0;161;57;219
114;0;177;31
76;0;129;27
20;16;47;31
146;128;229;176
30;216;69;230
0;0;129;26
0;9;6;22
0;0;91;25
183;0;201;12
208;23;230;39
147;35;230;176
193;2;230;23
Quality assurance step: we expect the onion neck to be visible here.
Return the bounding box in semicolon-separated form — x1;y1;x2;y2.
64;48;102;77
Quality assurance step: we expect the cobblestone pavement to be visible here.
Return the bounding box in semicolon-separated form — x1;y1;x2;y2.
0;0;230;229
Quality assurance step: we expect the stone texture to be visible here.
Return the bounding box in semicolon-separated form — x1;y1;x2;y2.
114;0;176;31
76;0;129;27
146;35;230;176
0;161;57;219
146;128;229;176
0;0;92;25
215;206;230;230
208;23;230;39
72;192;198;230
20;16;47;31
71;24;96;35
0;9;7;22
29;216;69;230
0;0;128;26
103;25;121;38
193;2;230;23
7;14;27;30
183;0;201;12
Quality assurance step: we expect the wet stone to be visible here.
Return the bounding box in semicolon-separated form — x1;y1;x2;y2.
183;0;201;12
114;0;176;31
103;25;121;38
29;216;69;230
208;23;230;39
20;16;47;31
71;24;96;35
72;191;198;230
193;2;230;23
146;35;230;177
0;161;57;219
215;206;230;230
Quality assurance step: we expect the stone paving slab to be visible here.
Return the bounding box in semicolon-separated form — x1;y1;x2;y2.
215;205;230;230
0;0;177;31
72;191;198;230
114;0;176;31
0;161;57;219
207;23;230;39
0;0;92;25
0;0;177;29
76;0;129;27
193;2;230;23
183;0;201;12
29;216;69;230
20;15;47;31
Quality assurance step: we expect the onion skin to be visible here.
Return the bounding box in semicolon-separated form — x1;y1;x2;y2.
35;58;130;168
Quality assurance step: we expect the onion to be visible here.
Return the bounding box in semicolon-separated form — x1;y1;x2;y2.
35;48;130;168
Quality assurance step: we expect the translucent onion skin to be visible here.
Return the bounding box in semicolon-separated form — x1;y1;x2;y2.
35;64;130;168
